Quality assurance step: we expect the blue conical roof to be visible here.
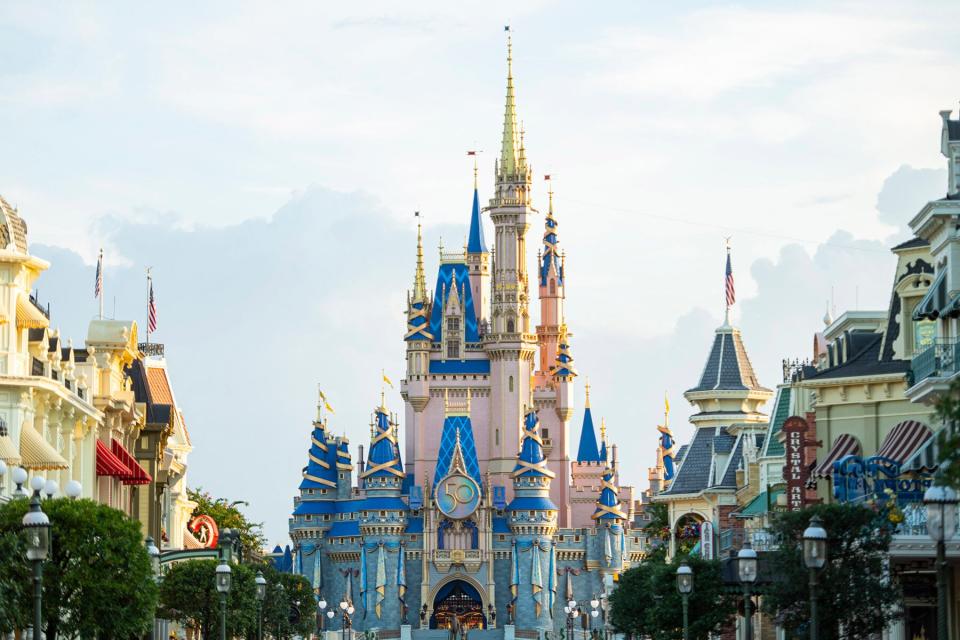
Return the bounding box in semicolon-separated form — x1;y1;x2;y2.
300;420;338;489
467;187;487;253
540;202;562;286
576;405;601;463
361;407;404;480
512;409;556;478
592;466;626;521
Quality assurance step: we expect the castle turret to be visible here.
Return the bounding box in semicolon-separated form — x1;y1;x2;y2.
360;398;405;495
466;163;491;328
575;384;601;463
508;406;557;629
592;464;628;574
403;223;432;485
299;390;339;491
485;32;539;480
536;183;564;380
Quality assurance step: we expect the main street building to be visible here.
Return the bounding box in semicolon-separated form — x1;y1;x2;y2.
287;37;643;635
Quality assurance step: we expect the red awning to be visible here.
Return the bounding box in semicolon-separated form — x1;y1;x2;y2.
96;439;131;479
875;420;933;464
111;439;152;485
813;433;861;478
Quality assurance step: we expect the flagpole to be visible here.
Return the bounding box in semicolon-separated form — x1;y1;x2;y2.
724;238;732;327
98;248;104;320
145;267;152;347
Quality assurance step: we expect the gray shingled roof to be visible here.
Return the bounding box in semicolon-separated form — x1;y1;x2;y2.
807;333;910;380
687;327;769;394
661;428;714;495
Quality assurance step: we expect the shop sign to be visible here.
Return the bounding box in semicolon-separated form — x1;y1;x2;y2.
782;416;809;511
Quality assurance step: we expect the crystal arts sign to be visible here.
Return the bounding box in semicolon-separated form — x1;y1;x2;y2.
782;417;810;512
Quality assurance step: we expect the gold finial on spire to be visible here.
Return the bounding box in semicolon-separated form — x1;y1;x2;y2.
468;150;481;189
412;212;427;301
600;417;607;443
585;378;591;408
546;175;554;215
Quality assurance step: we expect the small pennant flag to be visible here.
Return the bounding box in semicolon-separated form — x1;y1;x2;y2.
467;150;477;156
664;393;670;415
148;279;158;333
319;389;335;414
544;174;551;181
94;249;103;299
382;370;394;388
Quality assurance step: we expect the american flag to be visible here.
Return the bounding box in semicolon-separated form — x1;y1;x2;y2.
94;250;102;299
148;279;158;333
725;250;736;307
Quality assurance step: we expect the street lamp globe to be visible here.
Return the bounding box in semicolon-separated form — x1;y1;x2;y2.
43;478;58;498
802;515;828;570
215;560;232;594
22;494;50;561
590;597;600;609
0;459;6;479
340;600;349;611
737;541;758;584
12;466;28;496
591;610;599;618
318;597;327;610
563;606;570;614
924;484;959;543
64;480;82;499
255;571;267;601
145;536;161;578
676;560;694;594
568;599;577;609
327;611;335;619
30;475;45;492
347;605;355;615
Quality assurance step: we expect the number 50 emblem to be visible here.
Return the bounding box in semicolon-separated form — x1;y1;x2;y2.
437;473;480;519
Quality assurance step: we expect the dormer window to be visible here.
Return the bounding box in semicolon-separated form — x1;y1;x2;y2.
447;343;460;358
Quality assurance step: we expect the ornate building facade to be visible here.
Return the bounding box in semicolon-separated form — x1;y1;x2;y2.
288;37;643;635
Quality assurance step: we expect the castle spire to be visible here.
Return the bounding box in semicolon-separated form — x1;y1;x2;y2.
413;217;427;301
540;178;562;286
467;155;487;254
576;384;601;463
550;324;577;379
592;462;627;521
499;28;521;180
405;216;433;342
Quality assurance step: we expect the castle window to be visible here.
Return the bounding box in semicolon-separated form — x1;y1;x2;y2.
507;319;515;333
306;489;313;495
542;428;550;439
509;376;514;392
550;280;555;294
495;429;500;446
447;317;460;331
380;511;386;517
447;343;460;358
324;515;331;521
305;515;312;521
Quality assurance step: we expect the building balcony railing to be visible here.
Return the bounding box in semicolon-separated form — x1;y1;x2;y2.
138;342;165;357
895;501;960;538
912;339;960;384
719;528;779;553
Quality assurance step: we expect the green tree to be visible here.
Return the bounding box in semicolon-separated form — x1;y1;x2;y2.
158;559;257;640
259;564;315;640
0;497;157;639
188;487;266;556
609;554;735;639
0;528;27;633
931;378;960;488
762;503;902;639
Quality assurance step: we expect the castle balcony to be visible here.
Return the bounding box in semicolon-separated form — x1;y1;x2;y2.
432;548;483;573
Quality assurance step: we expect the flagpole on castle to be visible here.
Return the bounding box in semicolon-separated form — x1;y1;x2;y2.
724;237;734;327
96;248;104;320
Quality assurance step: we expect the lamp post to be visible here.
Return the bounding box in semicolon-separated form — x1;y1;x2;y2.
802;516;827;640
338;599;353;640
564;599;578;640
589;595;600;640
215;559;232;640
255;571;266;640
317;593;328;638
145;536;161;640
924;484;958;640
12;466;28;497
676;561;694;640
23;476;50;640
737;541;758;640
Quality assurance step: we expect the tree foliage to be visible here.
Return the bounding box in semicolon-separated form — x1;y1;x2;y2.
158;560;313;640
761;503;902;639
0;497;157;639
933;378;960;488
609;554;736;639
187;487;266;556
0;528;27;633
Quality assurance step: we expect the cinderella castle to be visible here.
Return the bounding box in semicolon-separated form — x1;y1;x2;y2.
287;35;643;636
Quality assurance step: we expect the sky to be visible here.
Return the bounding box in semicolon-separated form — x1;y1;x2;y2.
1;1;959;543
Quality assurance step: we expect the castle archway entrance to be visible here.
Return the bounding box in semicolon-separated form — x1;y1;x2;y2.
430;580;486;630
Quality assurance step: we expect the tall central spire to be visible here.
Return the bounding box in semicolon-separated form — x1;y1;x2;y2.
413;221;427;301
500;29;521;179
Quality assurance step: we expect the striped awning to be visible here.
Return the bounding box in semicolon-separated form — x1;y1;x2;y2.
96;439;131;479
875;420;933;464
913;270;947;321
15;294;48;329
111;439;152;485
902;434;940;474
20;425;68;470
813;433;861;478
